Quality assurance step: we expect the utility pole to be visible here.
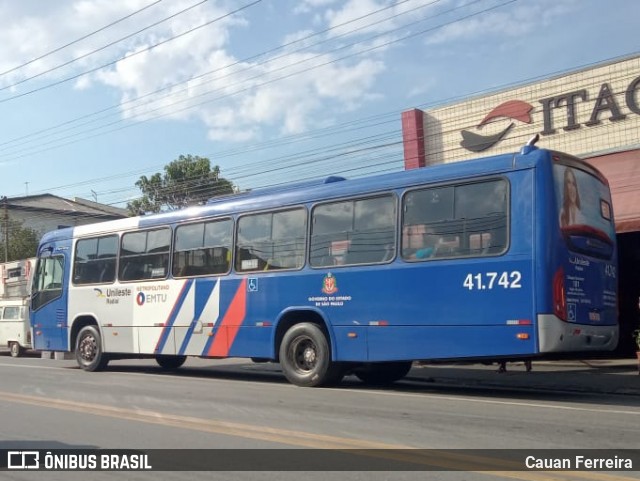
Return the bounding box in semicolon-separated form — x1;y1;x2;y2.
2;196;8;262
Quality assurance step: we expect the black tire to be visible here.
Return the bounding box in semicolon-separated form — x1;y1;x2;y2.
75;325;109;372
9;342;23;358
354;361;413;385
155;355;187;370
279;322;343;387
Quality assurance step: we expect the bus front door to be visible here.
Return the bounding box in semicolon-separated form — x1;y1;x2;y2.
31;250;69;351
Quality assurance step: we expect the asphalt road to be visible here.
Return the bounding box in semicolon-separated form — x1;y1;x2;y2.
0;353;638;481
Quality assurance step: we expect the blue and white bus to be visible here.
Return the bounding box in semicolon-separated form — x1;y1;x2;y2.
30;140;618;386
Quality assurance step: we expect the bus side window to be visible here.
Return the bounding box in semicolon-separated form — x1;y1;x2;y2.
98;260;116;283
120;261;144;281
310;234;335;267
434;235;460;257
402;224;427;259
469;232;492;255
346;230;394;265
329;239;350;266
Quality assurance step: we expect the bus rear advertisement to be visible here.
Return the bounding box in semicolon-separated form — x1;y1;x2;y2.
30;141;618;386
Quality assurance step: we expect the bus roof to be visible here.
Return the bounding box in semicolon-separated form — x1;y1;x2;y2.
39;146;551;244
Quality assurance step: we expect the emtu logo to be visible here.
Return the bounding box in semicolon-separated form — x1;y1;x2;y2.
460;100;533;152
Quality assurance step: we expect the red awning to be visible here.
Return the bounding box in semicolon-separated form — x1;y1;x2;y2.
586;149;640;234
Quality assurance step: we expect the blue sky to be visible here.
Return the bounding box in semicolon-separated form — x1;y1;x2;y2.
0;0;638;208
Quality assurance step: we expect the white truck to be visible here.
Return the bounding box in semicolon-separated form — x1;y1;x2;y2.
0;298;31;357
1;258;35;357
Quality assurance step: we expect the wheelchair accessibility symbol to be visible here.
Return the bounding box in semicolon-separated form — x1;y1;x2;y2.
248;278;258;292
567;303;577;321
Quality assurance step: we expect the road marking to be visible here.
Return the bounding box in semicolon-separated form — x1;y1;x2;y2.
0;389;638;481
331;386;640;416
1;360;638;417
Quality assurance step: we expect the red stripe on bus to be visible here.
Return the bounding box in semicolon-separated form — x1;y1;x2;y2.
207;279;246;357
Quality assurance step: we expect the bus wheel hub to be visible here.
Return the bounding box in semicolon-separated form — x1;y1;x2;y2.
80;337;96;360
303;347;316;365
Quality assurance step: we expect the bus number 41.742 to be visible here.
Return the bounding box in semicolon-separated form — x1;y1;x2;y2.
463;271;522;290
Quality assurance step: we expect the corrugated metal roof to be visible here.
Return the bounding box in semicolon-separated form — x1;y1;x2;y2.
6;194;127;218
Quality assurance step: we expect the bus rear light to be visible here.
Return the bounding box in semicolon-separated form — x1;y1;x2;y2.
516;333;530;340
553;267;567;321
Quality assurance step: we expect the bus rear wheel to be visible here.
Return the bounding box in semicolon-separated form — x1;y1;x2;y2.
75;325;109;372
279;322;343;387
354;361;413;385
155;355;187;370
9;342;23;358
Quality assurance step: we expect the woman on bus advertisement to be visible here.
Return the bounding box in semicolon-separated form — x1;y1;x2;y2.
556;166;614;237
560;167;585;227
554;163;616;269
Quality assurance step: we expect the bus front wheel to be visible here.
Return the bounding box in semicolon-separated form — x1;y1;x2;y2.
75;325;109;372
155;355;187;370
279;322;343;387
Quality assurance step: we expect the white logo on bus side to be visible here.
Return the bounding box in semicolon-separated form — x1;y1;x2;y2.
463;271;522;290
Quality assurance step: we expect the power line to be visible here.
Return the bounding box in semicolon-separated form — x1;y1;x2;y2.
0;0;207;91
0;0;165;78
7;51;638;204
2;1;636;213
8;107;639;225
7;51;638;209
0;0;433;151
0;0;261;104
0;0;513;161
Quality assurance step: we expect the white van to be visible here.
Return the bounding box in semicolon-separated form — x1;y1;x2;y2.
0;298;31;357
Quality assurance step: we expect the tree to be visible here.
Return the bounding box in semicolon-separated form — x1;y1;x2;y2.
127;155;235;215
0;219;40;262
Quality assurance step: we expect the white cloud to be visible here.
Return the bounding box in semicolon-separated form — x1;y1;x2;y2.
294;0;341;15
424;2;574;45
325;0;396;37
0;0;391;143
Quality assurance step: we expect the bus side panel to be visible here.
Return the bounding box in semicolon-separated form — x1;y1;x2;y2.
534;155;555;322
363;168;535;362
136;279;193;355
217;275;368;360
69;285;136;354
366;326;536;361
159;277;248;358
344;259;536;361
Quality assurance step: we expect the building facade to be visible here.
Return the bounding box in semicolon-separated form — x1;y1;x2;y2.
1;194;128;265
3;194;127;235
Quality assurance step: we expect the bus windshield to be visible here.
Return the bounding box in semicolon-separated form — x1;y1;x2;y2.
553;163;615;259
